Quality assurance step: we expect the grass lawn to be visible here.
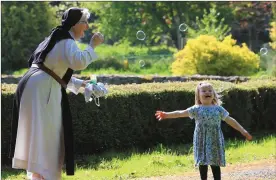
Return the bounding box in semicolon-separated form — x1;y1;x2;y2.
2;134;275;180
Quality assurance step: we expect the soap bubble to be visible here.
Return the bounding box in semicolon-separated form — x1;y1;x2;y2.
260;48;268;55
179;23;188;32
139;60;145;67
136;30;146;41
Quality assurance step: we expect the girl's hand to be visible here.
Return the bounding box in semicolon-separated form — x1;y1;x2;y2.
242;131;253;141
155;111;166;121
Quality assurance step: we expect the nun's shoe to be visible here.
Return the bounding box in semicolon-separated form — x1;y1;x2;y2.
27;172;45;180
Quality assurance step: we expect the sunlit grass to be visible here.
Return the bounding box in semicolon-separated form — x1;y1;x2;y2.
225;135;276;163
8;68;275;77
4;43;275;78
81;68;172;76
5;42;274;77
11;68;28;75
2;135;275;180
77;42;175;76
80;63;173;76
250;70;276;79
76;42;177;59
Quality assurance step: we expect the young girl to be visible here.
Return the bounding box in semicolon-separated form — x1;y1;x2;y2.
155;81;252;180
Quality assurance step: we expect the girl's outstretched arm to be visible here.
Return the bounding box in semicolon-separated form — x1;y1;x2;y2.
155;110;189;121
224;116;253;140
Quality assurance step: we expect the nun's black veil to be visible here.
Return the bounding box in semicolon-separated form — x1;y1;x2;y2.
10;7;85;175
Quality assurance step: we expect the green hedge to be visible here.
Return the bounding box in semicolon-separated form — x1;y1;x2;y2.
2;80;276;165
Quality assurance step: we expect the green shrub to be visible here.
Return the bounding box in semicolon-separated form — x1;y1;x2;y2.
259;49;276;77
172;35;260;76
2;80;276;165
271;67;276;77
188;6;230;40
258;22;276;77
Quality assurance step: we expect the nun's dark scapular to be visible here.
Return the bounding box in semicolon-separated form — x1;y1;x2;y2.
10;7;99;180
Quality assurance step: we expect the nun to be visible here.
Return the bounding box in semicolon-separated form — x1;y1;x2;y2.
10;7;104;180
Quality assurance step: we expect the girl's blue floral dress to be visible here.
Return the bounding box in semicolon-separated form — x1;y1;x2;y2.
187;105;229;167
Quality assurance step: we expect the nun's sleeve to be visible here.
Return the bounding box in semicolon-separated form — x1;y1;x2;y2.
66;76;84;95
64;39;98;70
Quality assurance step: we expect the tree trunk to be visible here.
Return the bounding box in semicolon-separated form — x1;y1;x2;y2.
175;17;182;50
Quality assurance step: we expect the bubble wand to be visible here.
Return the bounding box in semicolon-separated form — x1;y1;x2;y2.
88;74;100;106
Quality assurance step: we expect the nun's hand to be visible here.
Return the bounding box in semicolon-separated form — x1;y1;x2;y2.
90;32;104;48
81;80;91;88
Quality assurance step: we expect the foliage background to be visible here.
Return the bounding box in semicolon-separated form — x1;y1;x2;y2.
1;1;274;75
1;2;58;72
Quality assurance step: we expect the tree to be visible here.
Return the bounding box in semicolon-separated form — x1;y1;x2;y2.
81;2;214;49
49;1;81;18
272;2;276;21
230;2;273;52
188;6;231;41
1;2;58;72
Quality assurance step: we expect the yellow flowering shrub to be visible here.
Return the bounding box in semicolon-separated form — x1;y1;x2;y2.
172;35;260;76
269;22;276;50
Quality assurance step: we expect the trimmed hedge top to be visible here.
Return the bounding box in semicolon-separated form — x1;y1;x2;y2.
2;79;276;96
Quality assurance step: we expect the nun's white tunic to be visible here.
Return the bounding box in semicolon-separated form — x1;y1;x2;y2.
12;32;97;180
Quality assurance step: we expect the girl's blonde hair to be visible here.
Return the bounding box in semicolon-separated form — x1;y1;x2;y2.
195;81;222;105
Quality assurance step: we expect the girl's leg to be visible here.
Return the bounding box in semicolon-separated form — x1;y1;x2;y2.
199;165;208;180
210;165;221;180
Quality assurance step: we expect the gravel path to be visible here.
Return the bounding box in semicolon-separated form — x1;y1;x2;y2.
136;159;276;180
